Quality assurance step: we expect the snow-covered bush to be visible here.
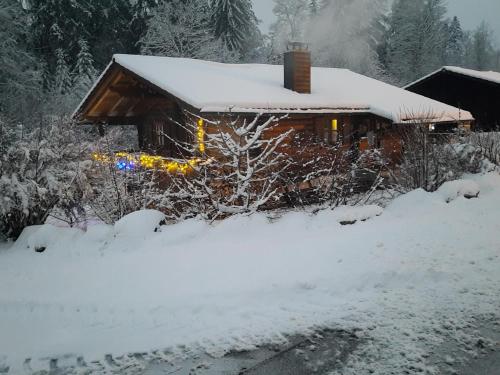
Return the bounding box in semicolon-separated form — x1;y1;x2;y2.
0;118;91;239
436;179;480;203
114;210;166;237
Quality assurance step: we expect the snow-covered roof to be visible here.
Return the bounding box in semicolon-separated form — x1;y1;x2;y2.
79;54;474;123
406;66;500;89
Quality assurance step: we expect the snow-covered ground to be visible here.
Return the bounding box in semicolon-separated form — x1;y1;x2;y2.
1;173;500;374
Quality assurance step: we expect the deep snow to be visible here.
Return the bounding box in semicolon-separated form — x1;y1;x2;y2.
0;173;500;373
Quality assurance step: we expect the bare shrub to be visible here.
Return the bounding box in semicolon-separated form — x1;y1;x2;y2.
467;131;500;166
281;133;387;209
156;114;291;221
84;128;162;224
391;118;484;192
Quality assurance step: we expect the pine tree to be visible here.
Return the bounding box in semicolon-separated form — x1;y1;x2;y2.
29;0;137;82
88;0;137;68
210;0;261;55
73;39;97;97
385;0;447;84
130;0;161;42
310;0;318;15
469;21;496;70
30;0;92;79
53;49;73;95
419;0;447;73
0;0;41;121
445;16;465;66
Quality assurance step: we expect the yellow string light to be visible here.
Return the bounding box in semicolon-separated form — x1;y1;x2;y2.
197;118;205;153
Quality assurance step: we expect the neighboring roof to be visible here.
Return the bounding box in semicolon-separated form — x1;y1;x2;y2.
405;66;500;89
75;54;474;123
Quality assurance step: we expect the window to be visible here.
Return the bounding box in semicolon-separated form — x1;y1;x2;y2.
324;119;340;144
154;120;165;147
331;119;338;143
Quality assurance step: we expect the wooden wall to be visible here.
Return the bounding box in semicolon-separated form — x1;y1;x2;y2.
199;112;401;163
406;71;500;131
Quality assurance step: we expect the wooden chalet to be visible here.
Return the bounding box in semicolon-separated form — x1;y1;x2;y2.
405;66;500;131
74;45;474;164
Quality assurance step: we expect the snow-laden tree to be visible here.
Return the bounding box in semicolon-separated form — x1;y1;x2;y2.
140;0;239;63
130;0;160;43
0;118;91;239
0;0;41;122
444;16;465;66
29;0;139;82
210;0;261;57
73;39;98;98
419;0;447;73
306;0;387;77
309;0;318;15
464;22;497;70
384;0;447;84
29;0;93;79
52;49;72;94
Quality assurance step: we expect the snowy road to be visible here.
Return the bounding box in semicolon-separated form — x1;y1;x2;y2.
0;172;499;374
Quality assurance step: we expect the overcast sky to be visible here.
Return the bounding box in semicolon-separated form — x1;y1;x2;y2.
252;0;500;46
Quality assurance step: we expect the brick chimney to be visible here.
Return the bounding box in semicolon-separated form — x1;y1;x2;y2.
284;42;311;94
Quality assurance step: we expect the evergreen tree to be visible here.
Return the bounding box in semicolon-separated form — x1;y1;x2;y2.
73;39;97;97
87;0;137;68
29;0;138;84
419;0;447;73
210;0;261;55
53;48;73;95
130;0;161;42
310;0;318;15
30;0;92;80
468;21;496;70
385;0;447;84
445;16;465;66
0;0;41;122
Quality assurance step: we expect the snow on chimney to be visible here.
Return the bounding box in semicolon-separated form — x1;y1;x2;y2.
284;42;311;94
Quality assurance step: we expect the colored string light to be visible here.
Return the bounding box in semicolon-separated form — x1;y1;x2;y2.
92;152;199;174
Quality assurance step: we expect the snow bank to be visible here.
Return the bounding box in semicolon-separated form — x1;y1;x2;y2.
15;224;81;253
330;205;383;224
0;173;499;373
436;179;480;203
114;209;166;237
